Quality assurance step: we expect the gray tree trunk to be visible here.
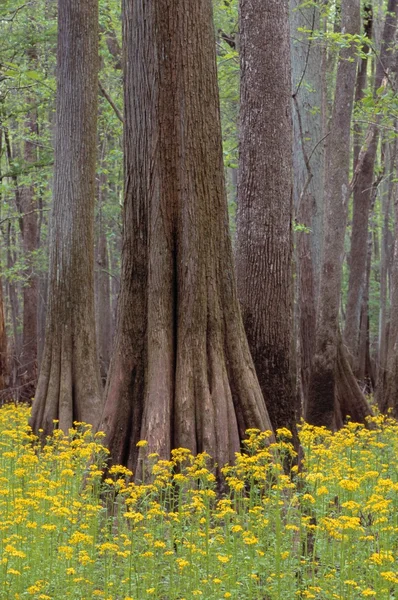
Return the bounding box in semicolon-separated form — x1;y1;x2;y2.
235;0;297;441
30;0;102;435
307;0;372;428
344;0;398;370
290;0;325;412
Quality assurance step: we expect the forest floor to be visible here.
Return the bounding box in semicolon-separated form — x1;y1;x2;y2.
0;405;397;599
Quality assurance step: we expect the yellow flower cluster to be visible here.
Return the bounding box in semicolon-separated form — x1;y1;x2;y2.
0;405;398;599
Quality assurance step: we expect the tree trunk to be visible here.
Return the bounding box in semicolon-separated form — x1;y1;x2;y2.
95;210;112;384
30;0;102;435
18;46;39;400
344;0;398;370
234;0;297;442
6;223;21;398
290;0;325;412
376;141;395;408
100;0;273;474
0;275;7;398
382;177;398;416
307;0;372;428
357;225;374;389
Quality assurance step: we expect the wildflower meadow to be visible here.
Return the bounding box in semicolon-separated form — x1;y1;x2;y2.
0;405;398;599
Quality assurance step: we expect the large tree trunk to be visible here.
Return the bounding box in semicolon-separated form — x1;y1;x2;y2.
344;1;398;371
235;0;297;442
30;0;102;435
100;0;273;474
290;0;325;412
307;0;372;428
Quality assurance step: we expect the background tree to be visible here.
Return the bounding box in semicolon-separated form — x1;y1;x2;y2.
100;0;273;473
307;0;372;428
290;0;325;411
30;0;102;434
235;0;297;440
344;0;398;375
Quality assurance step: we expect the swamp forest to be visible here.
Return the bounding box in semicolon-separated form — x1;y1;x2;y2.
0;0;398;599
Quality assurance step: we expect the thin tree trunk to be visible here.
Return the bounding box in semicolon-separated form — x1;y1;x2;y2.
100;0;273;475
344;0;398;370
357;225;374;388
95;213;112;383
290;0;325;411
376;140;395;407
18;45;39;400
30;0;102;435
382;174;398;416
0;275;7;397
307;0;372;428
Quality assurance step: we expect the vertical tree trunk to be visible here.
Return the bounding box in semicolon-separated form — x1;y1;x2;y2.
376;141;395;407
95;199;112;384
307;0;372;427
382;176;398;416
344;0;398;370
0;275;7;397
18;44;39;400
100;0;273;474
235;0;297;440
290;0;325;411
357;225;374;388
30;0;102;435
6;222;21;397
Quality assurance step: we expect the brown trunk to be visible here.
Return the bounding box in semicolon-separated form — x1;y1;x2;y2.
100;0;273;474
6;223;21;398
235;0;297;442
376;140;395;408
109;235;120;335
344;1;398;369
382;179;398;416
95;215;112;383
307;0;372;427
0;275;7;396
290;0;325;412
30;0;102;435
18;46;39;400
357;231;374;388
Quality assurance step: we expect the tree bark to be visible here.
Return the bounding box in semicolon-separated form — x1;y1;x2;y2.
376;141;395;408
30;0;102;435
290;0;325;412
235;0;297;442
18;43;39;400
344;0;398;371
100;0;273;474
381;176;398;416
0;275;7;397
307;0;372;428
95;199;112;384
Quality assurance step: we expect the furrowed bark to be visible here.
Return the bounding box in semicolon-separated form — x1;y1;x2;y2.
30;0;102;436
235;0;297;443
100;0;273;475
